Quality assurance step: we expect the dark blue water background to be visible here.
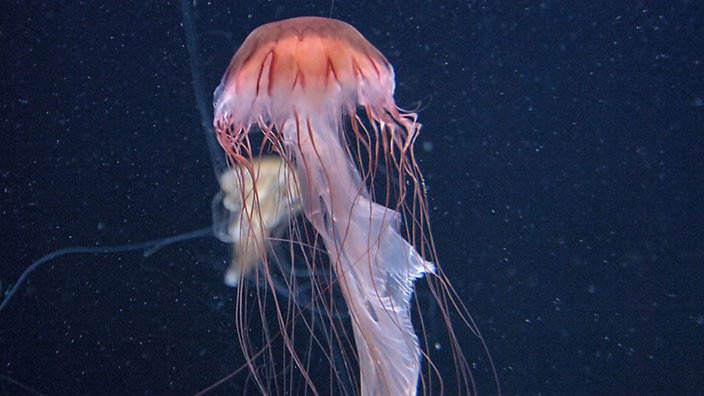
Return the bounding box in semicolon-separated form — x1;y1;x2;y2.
1;1;702;394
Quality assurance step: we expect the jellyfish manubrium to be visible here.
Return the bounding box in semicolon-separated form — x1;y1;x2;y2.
212;17;484;395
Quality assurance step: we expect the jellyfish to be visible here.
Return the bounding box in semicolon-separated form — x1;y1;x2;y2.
0;11;496;395
210;16;492;395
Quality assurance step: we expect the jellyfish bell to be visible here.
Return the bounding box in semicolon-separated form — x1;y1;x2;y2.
211;16;494;396
213;17;397;132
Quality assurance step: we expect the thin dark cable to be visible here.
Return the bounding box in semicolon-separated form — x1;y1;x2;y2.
180;0;228;177
0;227;213;312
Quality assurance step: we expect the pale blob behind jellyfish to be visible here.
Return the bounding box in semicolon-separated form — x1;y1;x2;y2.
211;17;493;395
212;156;301;288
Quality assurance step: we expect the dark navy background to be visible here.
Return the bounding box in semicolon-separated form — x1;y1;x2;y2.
2;1;702;395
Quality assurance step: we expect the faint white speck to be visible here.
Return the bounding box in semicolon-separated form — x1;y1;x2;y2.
422;140;433;152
